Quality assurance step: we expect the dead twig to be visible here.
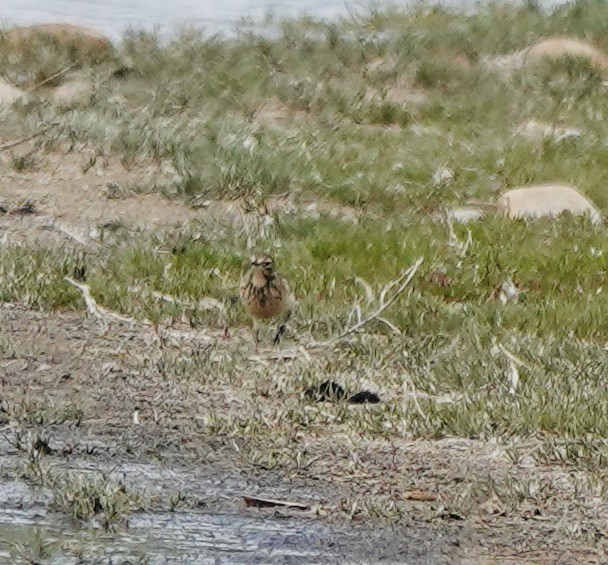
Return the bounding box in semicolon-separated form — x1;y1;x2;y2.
27;63;78;92
0;123;60;153
404;491;438;502
127;286;226;313
403;375;429;423
498;344;527;396
310;257;424;348
243;496;309;510
51;222;91;245
498;344;528;368
445;210;472;257
66;277;218;345
65;276;135;327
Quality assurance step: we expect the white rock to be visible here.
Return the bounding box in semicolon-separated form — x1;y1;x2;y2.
523;37;608;70
497;278;521;304
432;167;454;187
483;37;608;76
446;207;484;223
499;184;601;224
515;120;581;142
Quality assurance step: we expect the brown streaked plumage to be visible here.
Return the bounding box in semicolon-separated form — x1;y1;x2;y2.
239;255;295;343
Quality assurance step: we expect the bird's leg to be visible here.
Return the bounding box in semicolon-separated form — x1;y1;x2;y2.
253;319;262;344
273;324;286;345
273;309;292;346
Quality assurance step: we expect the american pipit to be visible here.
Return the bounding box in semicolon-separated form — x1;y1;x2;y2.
239;255;295;344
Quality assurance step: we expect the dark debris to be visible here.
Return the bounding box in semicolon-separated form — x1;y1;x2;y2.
305;380;380;404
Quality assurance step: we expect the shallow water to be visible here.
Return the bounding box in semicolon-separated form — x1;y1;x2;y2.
2;0;570;39
0;507;337;563
0;473;318;562
0;469;452;563
0;430;452;562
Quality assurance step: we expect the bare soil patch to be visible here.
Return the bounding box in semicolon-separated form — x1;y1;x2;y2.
0;147;360;247
253;97;310;129
0;148;197;245
1;304;607;561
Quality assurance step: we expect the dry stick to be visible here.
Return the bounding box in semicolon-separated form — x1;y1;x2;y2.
64;276;135;326
0;64;83;153
444;209;472;257
65;277;218;345
498;343;528;368
403;376;429;422
0;123;60;153
27;63;78;92
1;61;121;154
53;223;91;245
126;286;226;313
310;257;424;348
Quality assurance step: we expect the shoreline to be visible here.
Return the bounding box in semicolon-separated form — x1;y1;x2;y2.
2;0;573;43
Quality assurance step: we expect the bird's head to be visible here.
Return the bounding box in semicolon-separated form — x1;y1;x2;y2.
249;254;275;275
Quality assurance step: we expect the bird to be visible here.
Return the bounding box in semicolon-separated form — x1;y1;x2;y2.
239;254;295;344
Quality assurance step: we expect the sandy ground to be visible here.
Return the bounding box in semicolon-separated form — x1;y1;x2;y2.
0;304;470;562
0;146;360;249
1;305;606;561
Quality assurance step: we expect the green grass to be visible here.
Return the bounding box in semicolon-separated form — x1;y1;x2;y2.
2;215;608;337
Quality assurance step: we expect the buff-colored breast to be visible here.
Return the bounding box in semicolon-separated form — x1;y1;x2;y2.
239;266;293;320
